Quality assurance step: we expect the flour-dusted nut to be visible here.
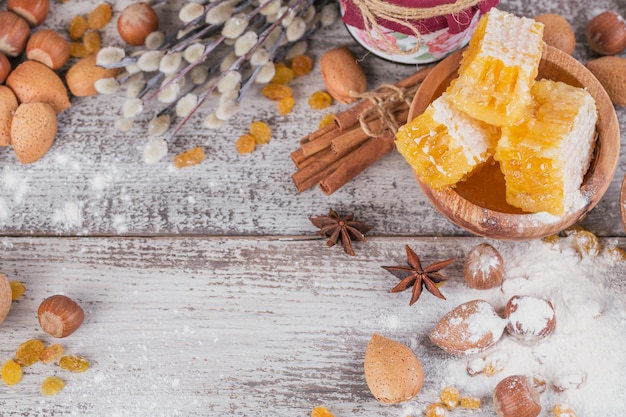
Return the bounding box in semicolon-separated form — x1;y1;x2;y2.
504;295;556;342
118;2;160;46
26;29;70;70
11;102;57;164
534;14;576;54
38;294;84;338
320;45;366;104
8;0;50;26
586;56;626;106
0;272;12;325
0;11;30;57
364;333;424;404
585;11;626;56
6;60;71;113
66;54;122;97
0;86;18;146
463;243;504;289
430;299;508;355
493;375;542;417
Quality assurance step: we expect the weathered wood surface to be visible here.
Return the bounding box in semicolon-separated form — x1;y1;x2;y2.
0;0;624;237
1;236;625;416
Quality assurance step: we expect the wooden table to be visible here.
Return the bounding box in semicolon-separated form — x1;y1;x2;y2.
1;0;624;416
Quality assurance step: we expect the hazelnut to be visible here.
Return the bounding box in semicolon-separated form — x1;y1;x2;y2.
0;52;10;84
7;0;50;26
26;30;70;70
504;295;556;342
463;243;504;289
586;11;626;55
117;2;159;46
38;294;84;338
493;375;542;417
0;272;12;325
0;11;30;57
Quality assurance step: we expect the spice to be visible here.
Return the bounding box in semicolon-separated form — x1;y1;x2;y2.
382;245;454;305
309;208;372;256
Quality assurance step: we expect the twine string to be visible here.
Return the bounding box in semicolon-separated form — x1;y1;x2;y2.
351;0;482;55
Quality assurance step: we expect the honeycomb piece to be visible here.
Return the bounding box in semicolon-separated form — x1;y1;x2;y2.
553;403;578;417
262;84;293;101
440;386;459;408
40;344;64;364
173;147;205;168
15;339;45;366
9;280;25;300
308;91;332;110
277;96;295;115
41;376;65;396
249;121;271;144
460;397;481;410
236;134;256;154
291;55;313;76
1;359;22;386
59;355;90;373
446;8;544;126
271;66;295;84
318;114;335;129
69;15;88;40
395;93;499;190
88;3;112;30
495;79;598;215
311;406;335;417
425;402;448;417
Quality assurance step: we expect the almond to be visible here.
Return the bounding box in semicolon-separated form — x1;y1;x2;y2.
430;299;508;355
0;272;11;325
364;333;424;404
6;60;71;113
0;86;18;146
65;54;122;97
534;14;575;55
11;101;57;164
586;56;626;106
320;45;366;104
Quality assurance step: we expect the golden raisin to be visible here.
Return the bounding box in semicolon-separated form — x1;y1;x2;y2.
291;55;313;76
308;91;332;110
235;134;256;154
542;233;560;250
277;96;295;115
1;359;22;386
318;113;335;129
70;42;91;58
9;280;25;300
87;3;112;30
553;403;578;417
83;31;102;53
606;246;626;262
460;397;481;410
15;339;45;367
69;15;88;40
41;376;65;396
173;147;205;168
569;229;601;257
249;121;271;144
59;355;90;373
262;83;293;101
40;344;64;364
311;406;335;417
271;66;295;84
440;386;459;408
425;402;448;417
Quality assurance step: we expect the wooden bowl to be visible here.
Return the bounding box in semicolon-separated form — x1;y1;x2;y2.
408;45;620;240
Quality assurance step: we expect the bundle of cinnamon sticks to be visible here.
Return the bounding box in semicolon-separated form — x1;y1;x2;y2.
290;66;432;195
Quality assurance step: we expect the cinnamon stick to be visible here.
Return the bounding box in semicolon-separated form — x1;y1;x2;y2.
290;148;307;168
319;133;396;195
300;127;337;157
299;122;336;145
291;147;344;192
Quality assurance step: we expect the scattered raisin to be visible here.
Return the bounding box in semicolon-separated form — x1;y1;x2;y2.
173;147;205;168
291;55;313;76
41;376;65;396
235;134;256;154
249;121;271;144
277;96;295;115
69;15;88;40
59;355;90;373
425;402;448;417
70;42;91;58
1;359;22;386
9;281;25;300
311;406;335;417
40;344;64;364
15;339;45;367
271;65;295;84
308;91;332;110
262;84;293;101
318;113;335;129
83;31;102;54
553;403;577;417
569;229;601;257
87;3;112;30
440;386;459;408
606;246;626;261
460;397;481;410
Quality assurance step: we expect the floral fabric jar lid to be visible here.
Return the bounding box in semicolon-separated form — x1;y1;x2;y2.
341;0;500;64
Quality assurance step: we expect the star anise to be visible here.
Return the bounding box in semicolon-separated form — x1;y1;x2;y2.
309;208;372;256
382;245;455;305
